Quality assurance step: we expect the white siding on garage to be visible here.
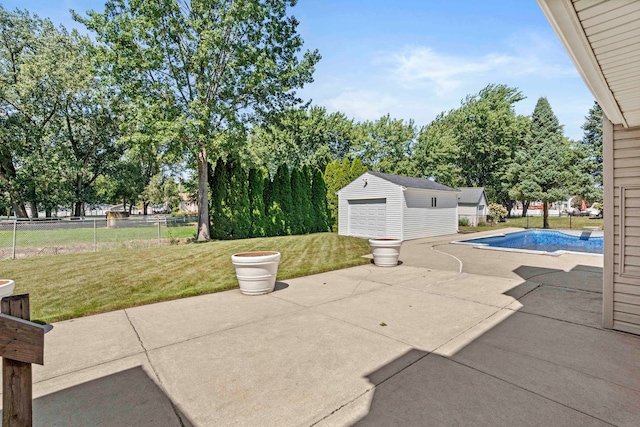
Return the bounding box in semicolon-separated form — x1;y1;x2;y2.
338;173;403;239
403;189;458;240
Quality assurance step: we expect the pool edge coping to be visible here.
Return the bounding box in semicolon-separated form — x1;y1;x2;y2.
451;230;604;257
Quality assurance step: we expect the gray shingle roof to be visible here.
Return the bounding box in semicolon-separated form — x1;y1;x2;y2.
368;171;458;192
458;187;486;204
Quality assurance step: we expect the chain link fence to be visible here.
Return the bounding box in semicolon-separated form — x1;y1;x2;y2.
0;215;197;260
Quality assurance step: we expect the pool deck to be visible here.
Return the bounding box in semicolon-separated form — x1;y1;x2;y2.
9;228;640;426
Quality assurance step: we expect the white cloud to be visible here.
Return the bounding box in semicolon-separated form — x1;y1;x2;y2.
388;32;577;97
325;90;399;121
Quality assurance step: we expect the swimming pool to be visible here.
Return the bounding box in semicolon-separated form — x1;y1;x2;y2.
454;229;603;255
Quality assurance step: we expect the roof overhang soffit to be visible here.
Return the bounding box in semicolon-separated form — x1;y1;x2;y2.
537;0;627;126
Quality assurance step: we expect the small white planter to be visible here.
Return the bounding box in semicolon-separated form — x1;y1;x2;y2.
369;238;402;267
0;279;15;298
231;251;281;295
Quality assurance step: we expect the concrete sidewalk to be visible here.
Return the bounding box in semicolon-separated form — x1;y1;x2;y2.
9;233;640;426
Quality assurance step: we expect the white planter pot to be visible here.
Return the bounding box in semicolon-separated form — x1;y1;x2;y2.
369;238;402;267
0;279;15;298
231;251;281;295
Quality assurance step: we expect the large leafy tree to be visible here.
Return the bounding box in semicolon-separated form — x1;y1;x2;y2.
248;105;355;174
77;0;320;241
508;97;576;228
352;114;416;175
412;84;528;211
0;8;70;217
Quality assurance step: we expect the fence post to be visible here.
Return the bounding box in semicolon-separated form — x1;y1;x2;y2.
12;220;17;260
93;219;97;252
157;217;161;247
2;294;33;427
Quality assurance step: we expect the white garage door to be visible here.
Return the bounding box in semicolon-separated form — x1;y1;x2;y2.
348;199;386;238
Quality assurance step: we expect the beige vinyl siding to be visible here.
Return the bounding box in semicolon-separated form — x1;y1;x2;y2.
570;0;640;127
610;123;640;334
402;190;458;240
337;172;403;239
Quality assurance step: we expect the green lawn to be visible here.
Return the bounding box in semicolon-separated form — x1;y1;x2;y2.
460;215;603;232
1;233;371;323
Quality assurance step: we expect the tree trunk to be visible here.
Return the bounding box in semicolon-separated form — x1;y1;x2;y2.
11;200;28;218
30;201;39;219
143;201;149;215
45;208;52;218
503;200;514;217
543;201;550;229
522;201;530;218
197;146;210;241
73;202;84;217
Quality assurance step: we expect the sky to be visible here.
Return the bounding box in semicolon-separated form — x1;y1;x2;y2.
3;0;595;140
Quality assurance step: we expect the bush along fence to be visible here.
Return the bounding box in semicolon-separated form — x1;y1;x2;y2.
208;158;331;239
0;215;197;260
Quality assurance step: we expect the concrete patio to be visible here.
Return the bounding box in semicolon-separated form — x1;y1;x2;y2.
6;229;640;426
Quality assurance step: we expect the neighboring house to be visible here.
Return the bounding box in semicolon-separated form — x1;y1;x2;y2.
337;171;460;240
540;0;640;335
458;187;488;226
178;193;198;214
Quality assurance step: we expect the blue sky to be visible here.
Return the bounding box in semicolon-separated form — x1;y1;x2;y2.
4;0;594;140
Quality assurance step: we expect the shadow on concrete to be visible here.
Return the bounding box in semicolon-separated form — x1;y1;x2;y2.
4;366;194;427
274;281;289;291
346;264;640;426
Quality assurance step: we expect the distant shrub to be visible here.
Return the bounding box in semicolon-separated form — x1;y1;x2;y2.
458;217;470;226
488;203;508;222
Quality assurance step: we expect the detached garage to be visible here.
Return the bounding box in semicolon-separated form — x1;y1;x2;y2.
337;171;460;240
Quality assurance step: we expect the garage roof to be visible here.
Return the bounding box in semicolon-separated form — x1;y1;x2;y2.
458;187;487;205
368;171;459;192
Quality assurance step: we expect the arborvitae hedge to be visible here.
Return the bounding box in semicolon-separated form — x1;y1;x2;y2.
300;165;313;233
290;168;305;235
311;167;330;232
209;158;231;239
227;158;251;239
248;168;266;237
208;162;331;240
272;164;292;235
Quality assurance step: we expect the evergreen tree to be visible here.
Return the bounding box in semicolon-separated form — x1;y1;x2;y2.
574;102;602;206
262;175;275;236
508;97;576;229
324;158;351;231
209;158;230;239
227;158;251;239
349;158;368;181
300;165;313;233
248;168;267;237
271;164;292;235
311;167;330;232
582;102;602;187
289;168;305;234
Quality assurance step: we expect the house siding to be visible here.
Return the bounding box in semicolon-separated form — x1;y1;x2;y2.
608;120;640;335
402;189;458;240
338;172;403;239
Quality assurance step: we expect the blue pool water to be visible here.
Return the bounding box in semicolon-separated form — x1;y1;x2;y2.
458;230;603;255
